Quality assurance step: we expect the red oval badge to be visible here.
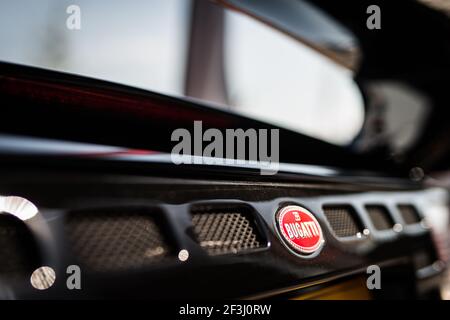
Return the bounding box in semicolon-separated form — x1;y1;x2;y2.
276;205;324;255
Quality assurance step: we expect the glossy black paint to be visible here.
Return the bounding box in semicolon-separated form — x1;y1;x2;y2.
0;150;441;299
0;62;405;175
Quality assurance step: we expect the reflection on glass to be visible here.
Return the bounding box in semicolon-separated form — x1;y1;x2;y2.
0;0;364;145
224;10;364;145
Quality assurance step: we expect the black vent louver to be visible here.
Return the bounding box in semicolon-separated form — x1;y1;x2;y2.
65;208;171;272
398;204;421;225
366;205;395;231
191;205;263;255
323;205;364;238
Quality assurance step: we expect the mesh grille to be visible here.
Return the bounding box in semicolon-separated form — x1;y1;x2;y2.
191;208;262;255
65;209;170;272
0;214;40;277
398;205;421;225
323;205;363;238
366;205;394;230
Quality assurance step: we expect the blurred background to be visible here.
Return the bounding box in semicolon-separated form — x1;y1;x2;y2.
0;0;365;145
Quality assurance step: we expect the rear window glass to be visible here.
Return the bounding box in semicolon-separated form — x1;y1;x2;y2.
0;0;364;146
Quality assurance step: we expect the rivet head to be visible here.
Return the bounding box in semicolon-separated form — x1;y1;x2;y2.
393;223;403;233
178;249;189;262
30;266;56;290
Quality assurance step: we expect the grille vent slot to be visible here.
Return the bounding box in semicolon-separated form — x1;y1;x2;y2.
323;205;363;238
65;208;171;272
398;204;421;225
0;214;40;278
366;205;394;230
191;206;263;255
